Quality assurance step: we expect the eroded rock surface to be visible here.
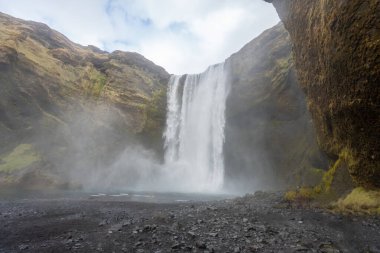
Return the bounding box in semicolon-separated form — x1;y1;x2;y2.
225;23;327;190
268;0;380;188
0;12;169;188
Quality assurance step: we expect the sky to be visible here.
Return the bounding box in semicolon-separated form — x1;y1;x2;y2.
0;0;279;74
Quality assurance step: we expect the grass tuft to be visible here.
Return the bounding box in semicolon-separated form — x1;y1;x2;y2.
0;144;40;173
334;187;380;215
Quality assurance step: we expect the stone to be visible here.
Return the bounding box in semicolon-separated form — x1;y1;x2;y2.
19;245;29;250
270;0;380;188
196;241;207;249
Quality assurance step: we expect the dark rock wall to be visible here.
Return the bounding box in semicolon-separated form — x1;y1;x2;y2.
270;0;380;188
224;23;328;192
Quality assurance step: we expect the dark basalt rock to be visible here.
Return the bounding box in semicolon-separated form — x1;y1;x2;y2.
268;0;380;188
224;23;328;190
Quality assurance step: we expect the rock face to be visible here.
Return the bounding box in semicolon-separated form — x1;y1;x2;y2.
269;0;380;188
0;12;169;188
224;23;328;191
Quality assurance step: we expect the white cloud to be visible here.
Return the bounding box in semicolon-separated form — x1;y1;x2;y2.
0;0;279;74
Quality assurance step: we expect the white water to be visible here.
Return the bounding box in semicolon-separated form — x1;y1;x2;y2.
164;63;230;192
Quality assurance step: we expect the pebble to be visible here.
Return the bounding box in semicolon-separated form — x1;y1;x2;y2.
187;231;196;237
19;244;29;250
134;241;143;247
98;220;107;227
2;192;379;252
171;243;181;249
196;241;207;249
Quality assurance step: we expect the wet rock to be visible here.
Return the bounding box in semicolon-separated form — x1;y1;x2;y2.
122;220;131;227
294;246;309;252
134;241;143;247
270;0;380;188
98;220;107;227
368;246;380;253
73;243;82;249
64;239;73;244
171;243;181;249
319;243;340;253
187;231;196;238
1;189;380;252
19;244;29;250
196;241;207;249
180;246;191;252
143;224;156;232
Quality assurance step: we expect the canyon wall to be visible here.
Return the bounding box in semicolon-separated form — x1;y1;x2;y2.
0;12;169;188
267;0;379;188
225;23;327;191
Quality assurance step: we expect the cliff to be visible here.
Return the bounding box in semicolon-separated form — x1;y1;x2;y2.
0;12;169;188
224;23;328;191
268;0;380;189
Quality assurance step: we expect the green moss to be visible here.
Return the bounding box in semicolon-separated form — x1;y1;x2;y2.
0;144;40;173
81;67;108;98
321;158;342;192
275;54;292;70
143;88;167;133
138;87;167;153
311;167;324;175
334;187;380;215
284;186;320;203
284;190;297;201
284;149;353;203
133;68;154;87
92;73;107;97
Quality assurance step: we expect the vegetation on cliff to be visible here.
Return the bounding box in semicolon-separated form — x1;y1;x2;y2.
0;144;40;173
0;12;169;188
269;0;380;189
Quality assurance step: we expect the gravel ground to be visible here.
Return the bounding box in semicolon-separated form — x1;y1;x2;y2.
0;192;379;253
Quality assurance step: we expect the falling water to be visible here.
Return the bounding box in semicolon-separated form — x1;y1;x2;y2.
164;63;230;192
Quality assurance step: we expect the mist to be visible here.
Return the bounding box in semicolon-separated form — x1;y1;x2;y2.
33;100;224;194
32;60;284;195
34;62;239;195
57;63;234;194
7;25;322;196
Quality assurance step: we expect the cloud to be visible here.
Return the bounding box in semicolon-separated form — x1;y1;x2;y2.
0;0;279;74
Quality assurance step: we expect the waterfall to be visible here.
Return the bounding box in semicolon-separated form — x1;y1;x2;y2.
164;63;230;192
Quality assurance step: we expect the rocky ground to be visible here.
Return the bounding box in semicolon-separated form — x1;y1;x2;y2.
0;192;379;253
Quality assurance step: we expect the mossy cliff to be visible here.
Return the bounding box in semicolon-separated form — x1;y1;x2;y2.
224;23;328;191
267;0;380;188
0;12;169;188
